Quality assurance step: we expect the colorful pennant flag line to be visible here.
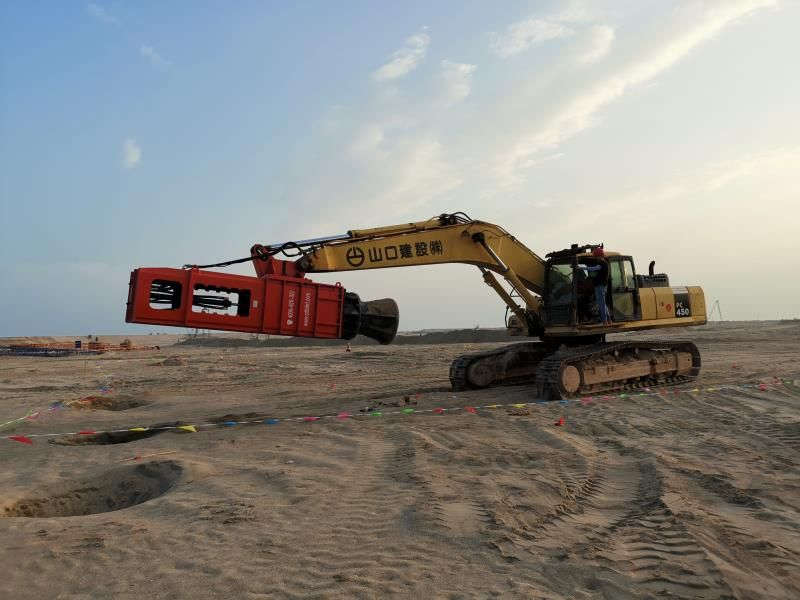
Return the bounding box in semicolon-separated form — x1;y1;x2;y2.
0;401;69;432
3;378;795;445
0;378;115;432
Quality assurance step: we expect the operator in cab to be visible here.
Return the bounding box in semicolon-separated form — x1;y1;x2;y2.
578;247;611;325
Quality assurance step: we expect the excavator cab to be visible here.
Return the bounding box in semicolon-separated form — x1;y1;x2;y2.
543;250;642;328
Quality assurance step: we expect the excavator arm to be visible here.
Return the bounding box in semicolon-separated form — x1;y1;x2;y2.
251;214;547;335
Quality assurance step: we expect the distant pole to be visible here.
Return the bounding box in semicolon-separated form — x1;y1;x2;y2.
709;300;723;322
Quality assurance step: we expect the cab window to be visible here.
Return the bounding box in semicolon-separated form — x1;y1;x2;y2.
610;262;623;290
622;259;635;289
547;264;573;305
611;259;636;291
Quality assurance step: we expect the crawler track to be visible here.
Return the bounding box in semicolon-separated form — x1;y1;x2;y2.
536;340;701;399
449;340;701;399
449;342;553;391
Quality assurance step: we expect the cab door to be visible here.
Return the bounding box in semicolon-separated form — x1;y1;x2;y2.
544;262;575;325
609;257;640;321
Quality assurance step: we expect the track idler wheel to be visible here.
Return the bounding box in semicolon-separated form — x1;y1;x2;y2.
560;365;581;395
465;360;498;389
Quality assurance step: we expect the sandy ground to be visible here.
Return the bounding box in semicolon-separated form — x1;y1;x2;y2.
1;321;799;599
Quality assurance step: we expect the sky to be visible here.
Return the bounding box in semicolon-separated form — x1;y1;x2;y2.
1;0;798;336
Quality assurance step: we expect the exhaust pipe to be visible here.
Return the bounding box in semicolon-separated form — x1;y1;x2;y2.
341;293;399;345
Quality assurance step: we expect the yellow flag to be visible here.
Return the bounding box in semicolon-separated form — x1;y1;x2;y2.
129;427;148;432
178;425;197;433
513;403;527;408
485;404;500;409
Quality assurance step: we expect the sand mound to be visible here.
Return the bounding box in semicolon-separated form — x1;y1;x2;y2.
159;356;185;366
2;461;182;518
70;395;151;411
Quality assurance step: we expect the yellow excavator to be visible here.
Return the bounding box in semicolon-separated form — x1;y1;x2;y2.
127;213;706;398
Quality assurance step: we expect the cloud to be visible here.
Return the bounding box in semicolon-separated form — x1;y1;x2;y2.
372;29;430;82
551;1;595;24
493;0;777;187
87;6;171;70
86;3;118;25
574;25;615;64
368;136;462;213
439;60;477;106
122;139;141;169
489;3;612;63
287;0;784;251
490;18;573;58
295;125;462;227
348;124;385;160
140;45;171;69
556;145;800;237
341;122;461;214
702;146;800;192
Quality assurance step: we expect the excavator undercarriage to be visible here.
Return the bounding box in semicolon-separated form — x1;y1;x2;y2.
449;340;701;399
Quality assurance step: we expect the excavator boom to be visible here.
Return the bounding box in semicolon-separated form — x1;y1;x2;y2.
274;215;547;296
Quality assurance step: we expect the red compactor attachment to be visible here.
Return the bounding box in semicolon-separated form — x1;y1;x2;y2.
125;257;398;344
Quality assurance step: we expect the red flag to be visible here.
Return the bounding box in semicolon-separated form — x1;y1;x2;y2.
78;430;96;435
9;435;33;445
433;407;445;414
554;417;565;427
465;406;477;414
303;416;320;422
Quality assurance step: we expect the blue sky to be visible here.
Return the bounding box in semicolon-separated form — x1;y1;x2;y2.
1;1;798;336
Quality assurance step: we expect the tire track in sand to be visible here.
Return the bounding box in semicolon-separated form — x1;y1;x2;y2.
251;425;441;598
454;418;643;567
503;415;735;599
250;423;518;598
602;461;736;600
661;467;800;599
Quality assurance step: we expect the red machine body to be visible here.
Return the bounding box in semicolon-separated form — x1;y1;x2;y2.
126;259;346;338
126;256;399;344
